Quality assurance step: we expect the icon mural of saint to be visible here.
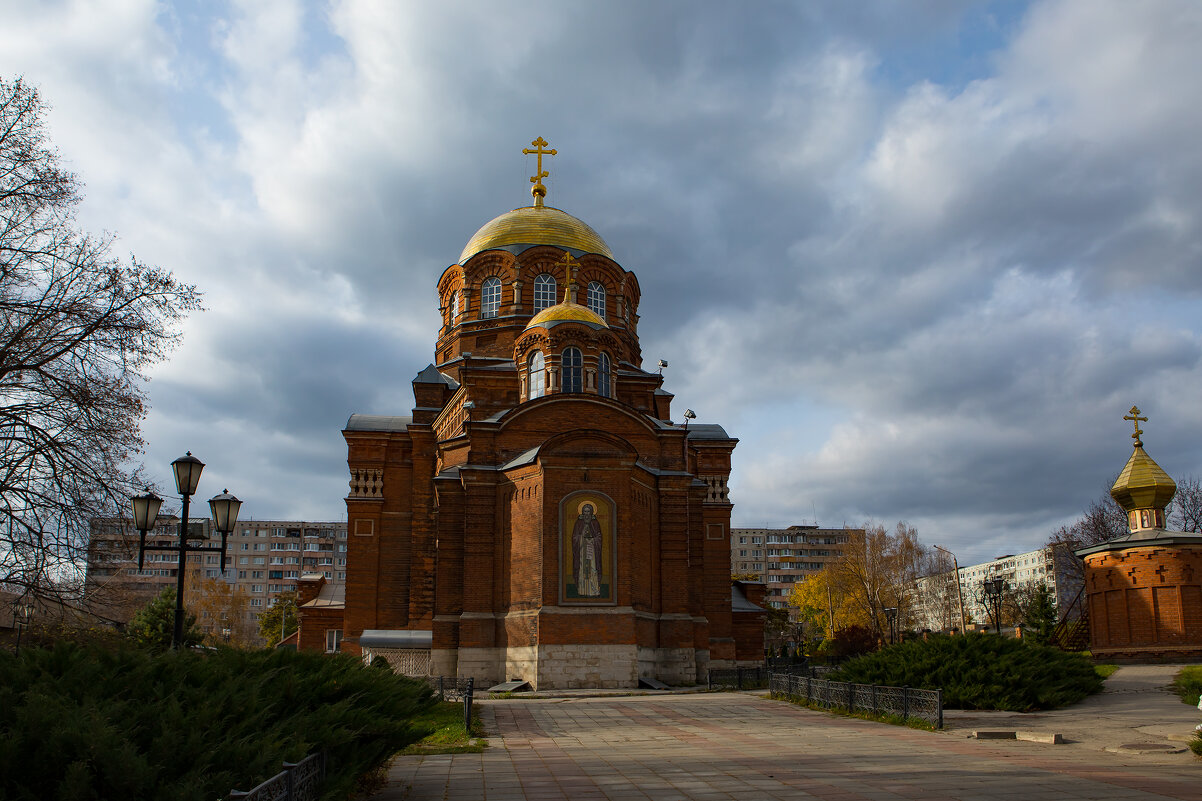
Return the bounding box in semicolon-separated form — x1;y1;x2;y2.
572;503;603;597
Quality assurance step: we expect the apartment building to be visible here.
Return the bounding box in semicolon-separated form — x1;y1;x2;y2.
85;517;348;641
730;524;856;609
911;544;1082;631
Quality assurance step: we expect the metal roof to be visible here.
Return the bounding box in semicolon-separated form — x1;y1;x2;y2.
345;414;412;432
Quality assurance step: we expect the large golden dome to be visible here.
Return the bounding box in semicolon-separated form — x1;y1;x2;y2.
459;205;614;264
526;300;608;329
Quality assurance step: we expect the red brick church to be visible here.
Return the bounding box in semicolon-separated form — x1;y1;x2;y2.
323;140;763;688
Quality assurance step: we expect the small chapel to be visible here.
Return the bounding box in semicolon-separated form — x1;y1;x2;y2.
330;140;763;688
1077;407;1202;661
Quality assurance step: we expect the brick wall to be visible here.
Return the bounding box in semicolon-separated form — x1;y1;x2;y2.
1084;544;1202;659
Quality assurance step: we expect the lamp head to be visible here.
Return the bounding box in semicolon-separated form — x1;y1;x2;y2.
171;452;205;496
683;409;696;420
130;488;164;533
12;599;33;625
208;489;243;535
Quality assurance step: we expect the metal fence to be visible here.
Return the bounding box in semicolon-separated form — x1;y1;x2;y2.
769;673;943;729
708;666;769;690
427;676;475;731
228;751;325;801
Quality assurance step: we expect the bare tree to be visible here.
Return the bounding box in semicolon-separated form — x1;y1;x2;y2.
1048;483;1128;552
1;78;200;602
1168;474;1202;533
828;522;929;638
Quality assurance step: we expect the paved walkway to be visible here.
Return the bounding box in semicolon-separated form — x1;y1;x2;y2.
374;666;1201;800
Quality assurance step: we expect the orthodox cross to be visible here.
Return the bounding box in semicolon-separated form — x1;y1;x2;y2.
523;137;557;207
557;250;578;302
1124;405;1148;446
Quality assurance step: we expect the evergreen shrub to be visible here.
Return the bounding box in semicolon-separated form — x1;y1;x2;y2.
829;633;1103;711
0;642;435;801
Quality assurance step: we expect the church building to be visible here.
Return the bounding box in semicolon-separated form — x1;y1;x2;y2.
1077;407;1202;662
337;140;758;688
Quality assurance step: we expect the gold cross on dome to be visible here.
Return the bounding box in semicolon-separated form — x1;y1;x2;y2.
556;250;578;301
1124;405;1148;445
523;137;557;207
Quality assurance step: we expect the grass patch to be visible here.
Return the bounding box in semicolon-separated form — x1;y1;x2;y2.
398;701;487;755
829;633;1103;712
1171;666;1202;707
1095;664;1120;680
770;692;935;731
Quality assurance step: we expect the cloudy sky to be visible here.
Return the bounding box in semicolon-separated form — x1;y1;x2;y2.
3;0;1201;566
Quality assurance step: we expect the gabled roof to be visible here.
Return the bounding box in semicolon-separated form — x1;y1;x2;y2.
413;363;460;389
732;584;765;612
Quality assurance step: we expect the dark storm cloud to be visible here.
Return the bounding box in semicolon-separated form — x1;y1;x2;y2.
4;0;1201;558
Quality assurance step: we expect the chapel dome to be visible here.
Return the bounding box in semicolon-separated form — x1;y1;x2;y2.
1111;444;1177;512
525;300;608;330
459;205;615;265
1110;406;1177;513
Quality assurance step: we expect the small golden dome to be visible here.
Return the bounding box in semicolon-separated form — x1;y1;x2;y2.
1111;445;1177;513
526;300;608;329
460;205;614;264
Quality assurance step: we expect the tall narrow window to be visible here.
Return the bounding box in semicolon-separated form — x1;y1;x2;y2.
598;352;611;398
587;281;606;318
562;347;583;393
480;277;501;318
533;273;557;311
450;291;460;321
528;351;545;399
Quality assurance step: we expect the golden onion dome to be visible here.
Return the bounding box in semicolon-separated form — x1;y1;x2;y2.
1111;444;1177;513
526;300;608;330
459;205;614;264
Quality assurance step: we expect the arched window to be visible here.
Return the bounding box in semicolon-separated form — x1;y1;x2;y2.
533;273;557;311
480;277;501;318
598;352;611;398
562;347;583;393
528;351;545;399
450;291;460;322
587;281;606;318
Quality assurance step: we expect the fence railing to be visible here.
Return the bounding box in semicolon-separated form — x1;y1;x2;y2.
769;672;943;729
229;751;325;801
427;676;475;731
708;666;769;690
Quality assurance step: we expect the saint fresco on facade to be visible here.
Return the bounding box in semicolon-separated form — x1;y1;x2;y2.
560;492;615;604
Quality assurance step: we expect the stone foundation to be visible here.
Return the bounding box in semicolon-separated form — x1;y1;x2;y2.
534;643;638;689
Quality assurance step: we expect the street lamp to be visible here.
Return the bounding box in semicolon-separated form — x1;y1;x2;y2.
129;452;242;649
12;598;33;654
933;544;967;635
883;606;898;645
982;577;1007;635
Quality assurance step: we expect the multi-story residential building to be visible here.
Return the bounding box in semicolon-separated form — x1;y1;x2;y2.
730;525;856;609
85;517;348;642
911;544;1082;631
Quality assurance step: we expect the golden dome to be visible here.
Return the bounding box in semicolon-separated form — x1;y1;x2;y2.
1111;445;1177;512
526;300;608;329
460;205;614;264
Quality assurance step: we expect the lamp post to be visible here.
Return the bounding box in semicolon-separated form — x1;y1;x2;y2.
982;577;1007;635
275;594;297;648
12;598;33;654
933;544;967;634
883;606;898;645
130;452;242;649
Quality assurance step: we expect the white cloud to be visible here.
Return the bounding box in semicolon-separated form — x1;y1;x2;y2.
1;0;1200;566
